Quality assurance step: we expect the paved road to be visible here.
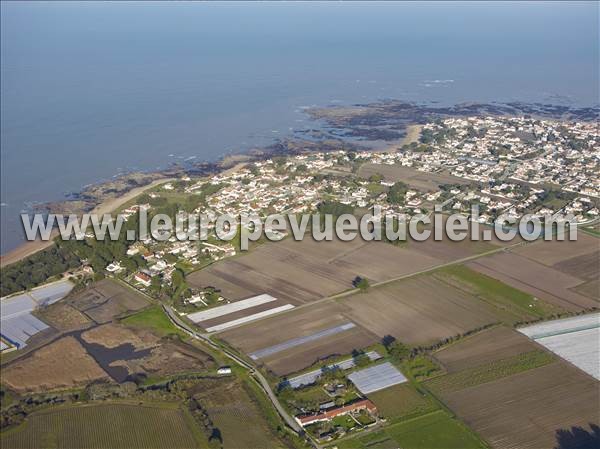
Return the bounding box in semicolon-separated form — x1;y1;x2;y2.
162;305;305;437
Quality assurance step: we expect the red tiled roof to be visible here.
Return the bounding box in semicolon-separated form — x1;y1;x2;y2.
296;399;377;426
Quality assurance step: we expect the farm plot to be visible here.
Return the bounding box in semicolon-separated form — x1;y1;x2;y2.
434;264;558;320
0;403;202;449
1;336;110;393
65;279;149;324
257;325;377;376
189;378;287;449
220;302;378;375
433;326;541;373
518;313;600;380
426;350;554;394
188;294;296;332
220;301;352;353
512;232;599;266
342;275;505;346
437;361;600;449
553;250;600;282
366;384;435;420
188;236;443;305
467;252;598;311
337;410;485;449
359;163;471;192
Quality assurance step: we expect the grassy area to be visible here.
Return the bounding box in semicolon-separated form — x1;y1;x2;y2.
283;384;332;411
242;377;308;449
435;265;557;320
337;410;486;449
582;226;600;238
332;415;357;432
367;384;435;421
0;403;203;449
425;350;555;394
402;356;444;382
121;305;186;337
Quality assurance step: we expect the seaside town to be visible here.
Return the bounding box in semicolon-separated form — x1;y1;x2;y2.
2;3;599;449
17;115;590;315
100;116;599;306
2;114;599;449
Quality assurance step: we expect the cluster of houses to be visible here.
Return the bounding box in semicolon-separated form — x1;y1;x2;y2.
104;115;597;303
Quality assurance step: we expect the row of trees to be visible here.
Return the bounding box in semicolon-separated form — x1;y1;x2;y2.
1;246;80;297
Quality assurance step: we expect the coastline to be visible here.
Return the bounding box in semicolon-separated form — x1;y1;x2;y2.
0;178;175;268
2;98;596;268
0;162;250;269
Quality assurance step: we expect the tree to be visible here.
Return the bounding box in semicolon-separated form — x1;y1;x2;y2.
555;424;600;449
387;182;408;205
387;341;410;362
352;351;370;367
382;335;396;348
352;276;370;291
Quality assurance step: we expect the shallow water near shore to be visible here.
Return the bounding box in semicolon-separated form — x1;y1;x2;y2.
1;2;598;253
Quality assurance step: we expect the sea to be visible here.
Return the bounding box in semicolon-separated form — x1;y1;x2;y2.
1;2;598;254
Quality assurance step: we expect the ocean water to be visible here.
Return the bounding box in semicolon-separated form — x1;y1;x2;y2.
1;2;598;254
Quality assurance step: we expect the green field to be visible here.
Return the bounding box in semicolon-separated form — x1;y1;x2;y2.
121;305;186;337
337;410;486;449
0;403;203;449
367;384;435;421
425;350;555;394
402;356;444;381
435;265;557;319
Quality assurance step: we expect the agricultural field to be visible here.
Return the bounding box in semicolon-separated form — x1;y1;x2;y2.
218;259;557;375
336;410;486;449
366;384;435;421
341;274;505;346
188;377;289;449
432;326;540;373
219;302;378;376
192;295;296;333
437;361;599;449
467;252;598;311
433;265;559;320
188;236;443;305
358;163;471;192
1;336;110;393
512;233;599;266
0;403;202;449
425;350;555;394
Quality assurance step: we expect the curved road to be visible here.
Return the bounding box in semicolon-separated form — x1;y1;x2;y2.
162;305;305;437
